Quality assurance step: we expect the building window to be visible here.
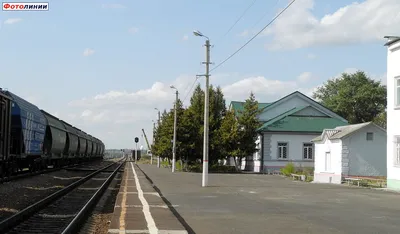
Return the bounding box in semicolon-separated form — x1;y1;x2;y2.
303;143;313;160
395;136;400;166
395;77;400;107
277;142;288;159
325;152;331;172
366;132;374;141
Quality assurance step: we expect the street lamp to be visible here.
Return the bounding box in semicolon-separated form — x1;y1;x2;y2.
193;30;211;187
154;108;161;168
170;85;178;173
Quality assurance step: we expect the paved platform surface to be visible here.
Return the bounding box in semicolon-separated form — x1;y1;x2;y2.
108;162;187;234
137;164;400;234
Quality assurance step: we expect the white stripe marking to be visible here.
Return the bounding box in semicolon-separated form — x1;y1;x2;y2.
118;192;160;196
130;162;158;234
114;204;179;209
108;229;188;234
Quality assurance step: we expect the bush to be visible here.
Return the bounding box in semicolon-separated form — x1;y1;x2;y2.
296;167;313;176
210;165;238;173
281;162;295;176
161;160;170;168
187;164;202;172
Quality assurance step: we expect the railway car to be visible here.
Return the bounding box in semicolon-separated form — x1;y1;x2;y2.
60;120;80;164
0;89;12;176
73;126;87;158
5;90;47;173
0;89;105;177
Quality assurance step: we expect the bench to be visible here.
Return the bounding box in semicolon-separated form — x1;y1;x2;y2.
344;177;362;186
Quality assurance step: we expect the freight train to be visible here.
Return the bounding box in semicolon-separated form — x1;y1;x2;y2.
0;88;105;177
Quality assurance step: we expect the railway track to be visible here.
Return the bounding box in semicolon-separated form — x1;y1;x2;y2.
0;159;103;184
0;158;125;234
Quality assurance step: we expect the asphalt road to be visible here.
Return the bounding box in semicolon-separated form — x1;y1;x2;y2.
137;164;400;234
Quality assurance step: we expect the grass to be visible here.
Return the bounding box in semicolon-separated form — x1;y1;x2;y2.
280;163;314;182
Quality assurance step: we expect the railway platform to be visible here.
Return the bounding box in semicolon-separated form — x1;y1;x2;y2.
108;161;188;234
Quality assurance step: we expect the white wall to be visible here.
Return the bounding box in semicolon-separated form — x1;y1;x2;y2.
313;138;342;184
343;124;387;177
263;133;318;172
387;40;400;190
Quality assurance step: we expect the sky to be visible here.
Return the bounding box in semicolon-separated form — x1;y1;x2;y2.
0;0;397;149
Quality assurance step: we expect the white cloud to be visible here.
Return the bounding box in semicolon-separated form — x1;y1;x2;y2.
83;48;95;56
264;0;400;50
129;27;139;34
307;53;317;59
53;68;384;149
182;35;189;41
297;72;314;83
101;4;126;9
222;76;298;101
4;18;22;25
238;30;249;37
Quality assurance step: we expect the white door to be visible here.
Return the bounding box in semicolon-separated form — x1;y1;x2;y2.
325;152;331;172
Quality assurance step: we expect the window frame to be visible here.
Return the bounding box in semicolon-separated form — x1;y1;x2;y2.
277;142;288;160
395;76;400;108
302;143;314;160
366;132;374;141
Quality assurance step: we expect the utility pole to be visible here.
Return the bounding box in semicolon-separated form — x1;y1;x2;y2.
172;89;178;172
202;39;211;187
155;108;161;168
152;121;156;165
193;30;211;187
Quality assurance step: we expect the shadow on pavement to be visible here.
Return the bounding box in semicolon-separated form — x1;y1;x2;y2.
136;165;196;234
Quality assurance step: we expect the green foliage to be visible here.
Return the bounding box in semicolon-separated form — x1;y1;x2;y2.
373;111;387;129
152;87;262;171
281;162;295;176
234;92;262;168
312;71;387;124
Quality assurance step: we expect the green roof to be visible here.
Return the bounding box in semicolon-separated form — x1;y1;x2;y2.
257;106;309;130
230;101;271;116
256;105;347;132
258;116;348;132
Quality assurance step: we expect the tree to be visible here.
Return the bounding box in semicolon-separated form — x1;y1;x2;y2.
234;92;262;170
153;110;174;162
312;71;387;124
208;85;227;165
373;110;387;129
219;109;240;164
180;84;204;163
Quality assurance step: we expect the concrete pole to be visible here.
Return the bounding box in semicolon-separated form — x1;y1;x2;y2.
202;39;210;187
172;90;178;172
157;111;161;168
152;122;156;165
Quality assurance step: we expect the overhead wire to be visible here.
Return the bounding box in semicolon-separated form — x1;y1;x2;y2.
249;0;282;31
214;0;258;45
182;77;199;105
210;0;297;72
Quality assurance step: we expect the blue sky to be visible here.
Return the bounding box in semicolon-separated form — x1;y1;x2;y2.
0;0;396;149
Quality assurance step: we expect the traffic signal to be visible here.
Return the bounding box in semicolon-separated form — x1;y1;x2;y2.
135;137;139;143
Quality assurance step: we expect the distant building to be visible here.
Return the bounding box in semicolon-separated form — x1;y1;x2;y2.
229;91;348;173
385;36;400;191
312;122;387;184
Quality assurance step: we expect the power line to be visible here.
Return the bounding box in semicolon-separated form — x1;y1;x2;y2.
215;0;257;44
210;0;296;72
182;77;199;104
250;0;281;31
